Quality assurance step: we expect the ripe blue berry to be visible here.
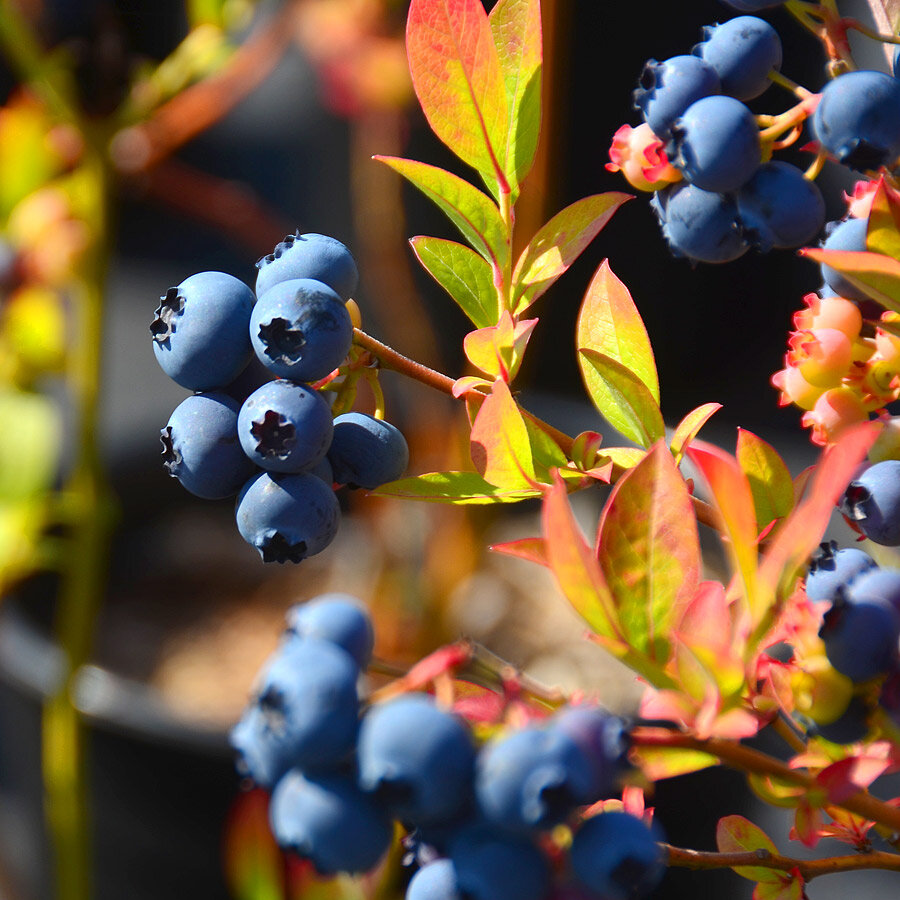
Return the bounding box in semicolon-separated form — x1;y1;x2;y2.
819;593;900;682
735;161;825;251
570;812;665;900
150;271;255;391
229;704;294;789
269;769;393;875
694;16;782;101
285;594;374;669
328;412;410;489
406;859;462;900
819;216;870;302
235;471;340;562
844;567;900;615
652;183;748;263
841;460;900;546
357;693;477;826
256;232;359;302
474;725;596;833
669;95;761;192
805;541;878;603
238;379;333;474
160;392;256;499
250;279;353;382
812;70;900;172
633;55;721;141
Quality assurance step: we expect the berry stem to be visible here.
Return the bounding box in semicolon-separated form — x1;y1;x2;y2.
842;18;900;45
664;843;900;879
767;70;815;101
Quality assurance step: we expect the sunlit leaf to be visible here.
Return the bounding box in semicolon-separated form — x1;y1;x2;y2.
406;0;510;190
866;177;900;259
374;470;541;503
716;815;780;883
754;876;804;900
736;428;794;531
670;402;721;463
410;236;497;328
463;311;537;381
490;536;547;565
512;193;631;312
469;379;535;488
630;744;718;780
799;247;900;313
0;388;60;501
595;442;700;661
579;350;665;448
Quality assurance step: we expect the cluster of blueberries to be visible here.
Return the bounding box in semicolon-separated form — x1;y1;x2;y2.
613;6;900;263
150;233;408;563
802;460;900;740
230;595;665;900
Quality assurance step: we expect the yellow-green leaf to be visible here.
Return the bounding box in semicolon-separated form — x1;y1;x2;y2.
670;402;721;463
800;247;900;313
736;428;794;531
375;471;541;503
716;815;780;883
469;379;535;489
866;177;900;259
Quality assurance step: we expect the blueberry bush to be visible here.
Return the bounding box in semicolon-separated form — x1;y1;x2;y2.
12;0;900;899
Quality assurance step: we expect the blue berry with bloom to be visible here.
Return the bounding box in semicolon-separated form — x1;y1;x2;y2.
818;216;870;302
841;460;900;546
805;541;878;603
256;232;359;302
819;592;900;683
285;594;374;669
328;412;410;489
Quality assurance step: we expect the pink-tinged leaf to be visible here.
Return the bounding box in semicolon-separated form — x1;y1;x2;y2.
576;260;660;404
631;744;719;781
716;815;779;883
223;789;285;900
488;0;542;197
470;379;535;488
406;0;510;191
490;536;547;565
375;157;508;269
817;753;892;805
603;447;647;472
374;470;541;503
640;687;698;728
463;311;537;381
512;193;631;313
792;801;823;849
410;236;497;328
688;444;760;621
736;428;794;532
799;247;900;313
866;177;900;260
579;349;665;448
754;876;804;900
595;442;700;660
452;375;492;398
670;402;722;463
542;473;624;645
758;422;881;606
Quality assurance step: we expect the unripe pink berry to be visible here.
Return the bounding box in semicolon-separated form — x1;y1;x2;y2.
787;328;853;388
792;293;861;340
771;364;825;411
875;312;900;366
606;123;682;192
801;387;868;446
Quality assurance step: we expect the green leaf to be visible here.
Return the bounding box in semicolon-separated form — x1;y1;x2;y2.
576;259;659;403
736;428;794;531
410;236;497;328
630;744;718;780
375;156;508;270
488;0;542;198
595;442;700;661
512;193;631;313
578;349;665;448
470;379;535;488
716;815;780;883
799;247;900;313
0;389;60;501
523;415;568;474
406;0;510;191
375;470;542;503
670;402;722;464
866;177;900;259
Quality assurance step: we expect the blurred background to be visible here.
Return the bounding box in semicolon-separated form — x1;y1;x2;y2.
0;1;890;899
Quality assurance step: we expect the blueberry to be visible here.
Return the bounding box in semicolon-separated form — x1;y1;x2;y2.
474;724;596;833
229;704;294;789
570;812;665;900
653;182;748;263
160;392;257;499
841;460;900;545
819;593;900;682
694;16;782;101
735;161;825;251
813;70;900;172
805;541;878;603
669;95;760;192
328;412;410;489
150;271;255;391
819;216;870;302
235;471;340;563
250;278;353;382
238;379;334;474
406;860;463;900
633;55;721;141
357;693;477;826
269;768;393;875
256;232;359;302
285;594;375;669
720;1;787;8
844;567;900;615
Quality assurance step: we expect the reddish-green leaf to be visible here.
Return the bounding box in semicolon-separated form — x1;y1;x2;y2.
223;790;284;900
374;470;541;503
866;177;900;259
578;349;665;448
754;877;804;900
406;0;510;190
595;442;700;661
470;379;535;488
576;260;659;403
799;247;900;313
670;402;722;463
490;536;547;565
410;236;497;328
688;444;759;620
542;473;624;645
488;0;542;197
464;311;537;381
716;815;780;883
375;157;508;269
512;193;631;312
736;428;794;531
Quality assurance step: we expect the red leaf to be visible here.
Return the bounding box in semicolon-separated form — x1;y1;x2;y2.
490;536;547;565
